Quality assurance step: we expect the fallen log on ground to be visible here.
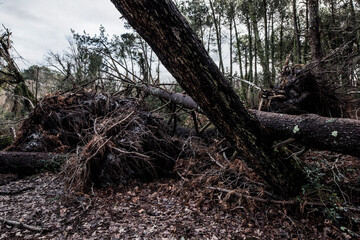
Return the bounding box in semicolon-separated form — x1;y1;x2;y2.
138;85;360;157
253;112;360;157
0;152;66;175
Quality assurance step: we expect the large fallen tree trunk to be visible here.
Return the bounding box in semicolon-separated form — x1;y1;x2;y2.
0;152;66;175
139;84;360;157
111;0;307;197
254;112;360;157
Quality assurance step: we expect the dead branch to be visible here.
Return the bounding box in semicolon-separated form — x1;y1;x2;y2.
0;217;45;232
208;186;360;213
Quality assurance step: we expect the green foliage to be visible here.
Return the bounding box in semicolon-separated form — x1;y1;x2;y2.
179;0;212;40
298;154;359;229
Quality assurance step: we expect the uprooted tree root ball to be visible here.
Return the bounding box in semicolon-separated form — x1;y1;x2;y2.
62;103;187;191
7;90;197;191
7;89;259;196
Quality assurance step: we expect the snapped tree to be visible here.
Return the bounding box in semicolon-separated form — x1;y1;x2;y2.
110;0;308;197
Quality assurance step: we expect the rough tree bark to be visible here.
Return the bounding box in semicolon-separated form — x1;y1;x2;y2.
309;0;323;64
110;0;307;197
254;112;360;157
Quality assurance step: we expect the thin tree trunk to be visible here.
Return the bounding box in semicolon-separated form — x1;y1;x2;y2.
330;0;336;24
199;17;204;45
309;0;323;64
303;0;310;63
110;0;308;197
270;11;276;83
254;29;258;86
229;11;233;84
246;13;253;84
207;26;212;53
262;0;271;87
293;0;302;63
280;13;285;69
209;0;224;74
234;17;244;79
250;4;269;87
139;38;151;82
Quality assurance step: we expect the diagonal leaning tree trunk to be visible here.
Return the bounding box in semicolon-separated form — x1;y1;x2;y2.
110;0;307;197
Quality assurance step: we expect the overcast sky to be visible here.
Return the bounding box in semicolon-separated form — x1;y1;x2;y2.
0;0;126;69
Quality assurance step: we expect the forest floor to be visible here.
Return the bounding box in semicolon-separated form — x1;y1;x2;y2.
0;169;358;240
0;91;359;239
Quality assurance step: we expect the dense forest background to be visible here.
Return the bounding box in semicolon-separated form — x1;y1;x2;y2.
1;0;359;123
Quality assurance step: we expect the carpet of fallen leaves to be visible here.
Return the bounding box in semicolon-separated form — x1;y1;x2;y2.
0;172;357;239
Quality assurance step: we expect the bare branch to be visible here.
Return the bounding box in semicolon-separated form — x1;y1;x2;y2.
0;217;45;232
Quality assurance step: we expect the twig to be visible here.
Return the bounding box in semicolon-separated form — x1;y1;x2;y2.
208;186;360;212
199;121;212;135
0;118;26;125
222;152;230;165
208;153;224;169
13;95;35;109
107;110;135;132
110;146;150;159
232;77;262;91
150;99;172;113
293;147;306;157
230;150;238;161
208;186;271;203
273;138;296;148
0;217;44;232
